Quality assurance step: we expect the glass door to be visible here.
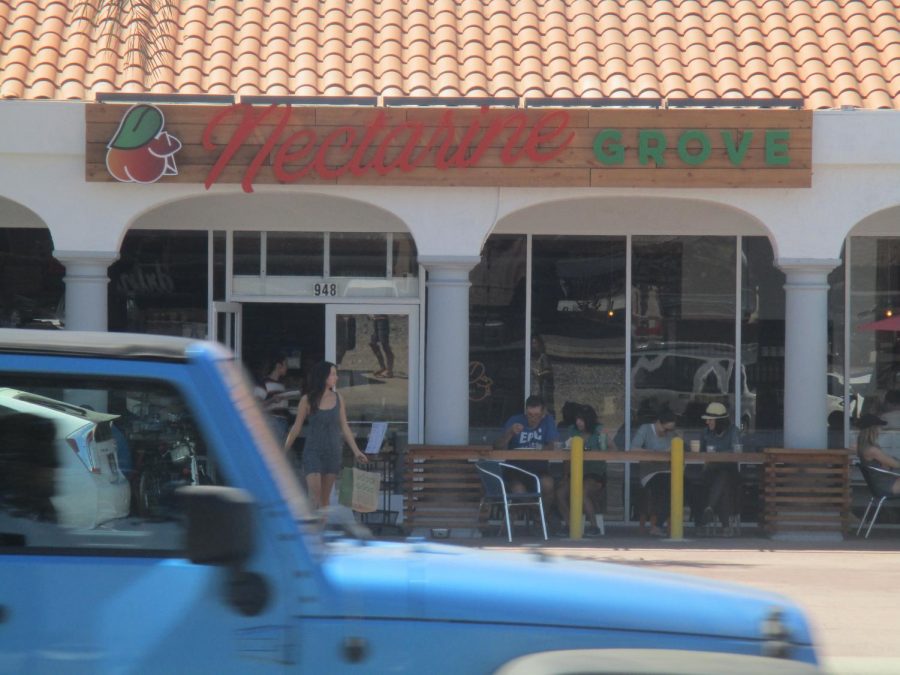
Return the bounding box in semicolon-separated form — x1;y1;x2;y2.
210;301;242;357
325;305;420;446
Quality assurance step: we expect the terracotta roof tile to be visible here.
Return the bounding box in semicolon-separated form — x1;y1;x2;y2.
0;0;897;107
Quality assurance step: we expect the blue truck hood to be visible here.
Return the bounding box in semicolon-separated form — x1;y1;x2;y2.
320;540;814;648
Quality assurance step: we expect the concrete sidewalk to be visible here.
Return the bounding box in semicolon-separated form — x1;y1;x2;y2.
445;530;900;674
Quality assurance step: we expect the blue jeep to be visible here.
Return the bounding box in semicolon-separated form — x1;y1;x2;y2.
0;329;818;673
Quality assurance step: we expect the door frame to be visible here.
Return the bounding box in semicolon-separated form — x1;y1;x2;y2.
325;303;421;443
209;301;243;357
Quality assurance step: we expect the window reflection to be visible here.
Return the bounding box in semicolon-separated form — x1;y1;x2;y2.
742;237;785;448
331;233;387;278
0;228;64;329
849;238;900;445
531;236;626;429
233;231;261;275
0;375;224;551
267;232;323;276
469;236;526;440
109;231;208;338
631;236;737;433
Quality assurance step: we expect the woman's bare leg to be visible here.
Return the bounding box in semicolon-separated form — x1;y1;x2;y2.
320;473;338;507
306;472;322;508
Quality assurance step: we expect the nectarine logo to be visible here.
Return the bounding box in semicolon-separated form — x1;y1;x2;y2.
106;105;182;184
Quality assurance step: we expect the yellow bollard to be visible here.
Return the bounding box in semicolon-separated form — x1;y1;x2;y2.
569;435;584;539
669;436;684;540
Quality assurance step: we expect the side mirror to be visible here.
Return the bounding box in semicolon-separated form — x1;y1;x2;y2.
178;486;255;566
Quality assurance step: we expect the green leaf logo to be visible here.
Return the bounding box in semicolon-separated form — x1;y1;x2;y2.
109;105;165;150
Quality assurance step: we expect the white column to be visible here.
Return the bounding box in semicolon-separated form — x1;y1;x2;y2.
421;256;480;445
777;258;840;449
54;250;119;332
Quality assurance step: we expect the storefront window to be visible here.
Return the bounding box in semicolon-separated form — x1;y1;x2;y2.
469;235;526;440
631;236;737;435
267;233;323;276
392;233;418;278
213;231;226;302
0;228;64;329
741;236;785;449
109;231;208;338
531;236;626;430
330;233;387;278
233;231;261;275
849;237;900;450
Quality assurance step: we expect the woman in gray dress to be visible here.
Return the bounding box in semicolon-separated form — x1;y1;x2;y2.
284;361;367;508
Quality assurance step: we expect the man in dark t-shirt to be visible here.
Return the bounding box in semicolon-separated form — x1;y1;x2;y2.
495;395;560;525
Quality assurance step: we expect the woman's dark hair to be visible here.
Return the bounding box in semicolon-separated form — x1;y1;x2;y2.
576;404;598;432
306;361;336;413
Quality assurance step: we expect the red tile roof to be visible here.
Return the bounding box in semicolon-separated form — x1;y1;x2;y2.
1;0;898;108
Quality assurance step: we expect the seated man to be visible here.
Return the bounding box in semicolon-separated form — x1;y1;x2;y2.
630;408;677;536
494;395;561;527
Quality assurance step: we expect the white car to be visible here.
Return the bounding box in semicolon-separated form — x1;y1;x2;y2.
0;388;130;528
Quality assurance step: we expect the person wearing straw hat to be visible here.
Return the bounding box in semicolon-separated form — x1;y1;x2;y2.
856;413;900;496
697;402;742;536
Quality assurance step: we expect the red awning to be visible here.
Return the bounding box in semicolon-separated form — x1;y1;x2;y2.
857;315;900;332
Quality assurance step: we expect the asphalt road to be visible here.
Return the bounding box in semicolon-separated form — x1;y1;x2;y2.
467;532;900;675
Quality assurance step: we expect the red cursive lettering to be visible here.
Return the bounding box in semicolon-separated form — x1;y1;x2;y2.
202;105;572;190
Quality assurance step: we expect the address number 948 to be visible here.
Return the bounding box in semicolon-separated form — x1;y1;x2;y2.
314;283;338;297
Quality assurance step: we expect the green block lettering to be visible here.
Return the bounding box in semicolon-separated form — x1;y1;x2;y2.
765;130;790;166
677;130;711;166
593;130;625;165
638;130;666;167
722;130;753;166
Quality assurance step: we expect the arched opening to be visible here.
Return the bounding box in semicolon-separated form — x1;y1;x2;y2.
110;192;423;450
472;195;782;526
0;198;63;329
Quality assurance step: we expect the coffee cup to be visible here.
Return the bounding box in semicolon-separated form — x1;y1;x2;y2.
733;443;743;453
689;440;700;453
706;444;715;453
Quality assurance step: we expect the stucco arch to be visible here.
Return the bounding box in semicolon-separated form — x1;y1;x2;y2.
124;191;412;250
0;196;50;232
492;195;774;242
847;203;900;238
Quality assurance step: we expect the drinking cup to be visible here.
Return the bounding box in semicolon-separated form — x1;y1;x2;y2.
689;439;700;453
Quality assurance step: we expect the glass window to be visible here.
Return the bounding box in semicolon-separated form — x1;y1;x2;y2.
109;231;208;338
0;228;64;329
213;231;226;302
267;232;323;276
848;237;900;453
330;233;387;278
741;236;785;449
631;236;737;434
233;231;261;275
531;235;626;433
469;235;527;441
391;233;418;278
0;374;225;553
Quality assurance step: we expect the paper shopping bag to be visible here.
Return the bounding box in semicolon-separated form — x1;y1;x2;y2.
338;467;380;513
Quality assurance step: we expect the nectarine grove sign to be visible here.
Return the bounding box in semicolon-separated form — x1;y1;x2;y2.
86;104;812;190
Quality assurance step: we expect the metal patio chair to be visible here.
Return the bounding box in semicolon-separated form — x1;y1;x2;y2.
475;460;548;543
856;461;900;539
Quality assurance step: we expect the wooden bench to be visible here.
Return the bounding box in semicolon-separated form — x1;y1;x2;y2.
402;445;769;536
402;446;490;535
763;448;851;538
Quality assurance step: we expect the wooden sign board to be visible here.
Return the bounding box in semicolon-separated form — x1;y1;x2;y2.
86;104;812;191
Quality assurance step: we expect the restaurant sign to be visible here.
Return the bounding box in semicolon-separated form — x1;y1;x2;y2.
86;104;811;191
